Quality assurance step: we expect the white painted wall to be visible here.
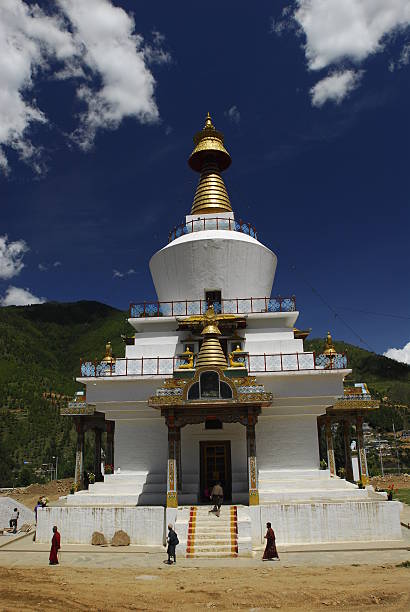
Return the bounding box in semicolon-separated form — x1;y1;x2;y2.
244;328;303;354
36;506;164;545
250;501;402;545
181;423;248;495
149;231;277;302
257;415;320;470
0;498;34;528
115;419;168;473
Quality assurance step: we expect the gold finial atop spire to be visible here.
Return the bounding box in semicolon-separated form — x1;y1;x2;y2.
189;113;232;215
204;112;213;129
195;305;228;368
323;331;337;356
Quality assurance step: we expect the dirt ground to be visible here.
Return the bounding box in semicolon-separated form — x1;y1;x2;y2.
0;479;73;511
0;564;409;611
370;474;410;490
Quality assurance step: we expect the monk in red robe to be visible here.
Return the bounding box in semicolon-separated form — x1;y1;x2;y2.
262;522;279;561
49;526;60;565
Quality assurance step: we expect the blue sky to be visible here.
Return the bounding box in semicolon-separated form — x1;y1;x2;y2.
0;0;409;360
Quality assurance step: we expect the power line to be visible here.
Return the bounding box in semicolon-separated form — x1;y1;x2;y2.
336;306;410;320
290;264;377;353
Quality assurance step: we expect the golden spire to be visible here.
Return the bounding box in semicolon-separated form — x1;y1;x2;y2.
323;331;337;356
195;305;228;368
189;113;232;215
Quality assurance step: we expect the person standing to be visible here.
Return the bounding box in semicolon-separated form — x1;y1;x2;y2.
49;526;61;565
210;482;223;516
166;523;179;564
9;508;19;534
262;522;279;561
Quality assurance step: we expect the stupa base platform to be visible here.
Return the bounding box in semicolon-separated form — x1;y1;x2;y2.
36;499;402;550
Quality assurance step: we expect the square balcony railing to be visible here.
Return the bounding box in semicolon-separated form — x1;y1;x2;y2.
129;296;296;318
79;351;347;377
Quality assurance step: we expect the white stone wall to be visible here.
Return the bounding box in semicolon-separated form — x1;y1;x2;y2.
257;415;320;470
244;328;304;355
149;231;276;302
36;506;165;545
0;497;35;528
250;501;402;545
115;419;168;473
181;422;247;495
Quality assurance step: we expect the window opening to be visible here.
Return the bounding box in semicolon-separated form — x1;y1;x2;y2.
205;419;223;430
200;371;219;398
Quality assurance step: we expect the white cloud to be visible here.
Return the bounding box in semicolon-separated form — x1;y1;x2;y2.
225;105;241;124
58;0;162;149
311;70;363;106
384;341;410;365
38;260;62;271
1;285;45;306
0;0;168;171
294;0;410;70
0;0;76;173
0;235;29;279
273;1;410;105
113;268;136;279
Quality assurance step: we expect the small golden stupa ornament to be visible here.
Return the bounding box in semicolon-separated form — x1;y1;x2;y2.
178;346;194;369
323;331;337;356
195;305;228;368
188;113;232;215
101;341;116;365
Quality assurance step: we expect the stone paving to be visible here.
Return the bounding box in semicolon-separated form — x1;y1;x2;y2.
0;526;409;569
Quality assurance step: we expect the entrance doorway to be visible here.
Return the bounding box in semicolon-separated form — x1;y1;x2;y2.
200;441;232;502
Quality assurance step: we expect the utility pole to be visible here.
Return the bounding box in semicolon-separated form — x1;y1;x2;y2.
392;423;400;474
379;441;384;477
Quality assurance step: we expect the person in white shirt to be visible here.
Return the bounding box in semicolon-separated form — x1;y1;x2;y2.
10;508;19;534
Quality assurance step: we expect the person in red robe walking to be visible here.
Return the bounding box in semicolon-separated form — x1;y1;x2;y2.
262;522;279;561
49;526;61;565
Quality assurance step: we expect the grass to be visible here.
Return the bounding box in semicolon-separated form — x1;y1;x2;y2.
394;488;410;505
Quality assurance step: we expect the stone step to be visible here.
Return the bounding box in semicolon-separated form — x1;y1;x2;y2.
187;546;236;554
189;525;235;533
192;533;237;541
258;480;354;490
186;552;238;558
258;470;330;481
259;489;368;502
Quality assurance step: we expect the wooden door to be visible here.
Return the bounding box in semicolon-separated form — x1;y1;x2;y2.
200;440;232;502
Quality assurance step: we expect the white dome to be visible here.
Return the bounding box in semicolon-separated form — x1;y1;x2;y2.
149;230;277;302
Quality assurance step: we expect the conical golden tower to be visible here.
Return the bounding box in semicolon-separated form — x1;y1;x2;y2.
188;113;232;215
195;305;228;368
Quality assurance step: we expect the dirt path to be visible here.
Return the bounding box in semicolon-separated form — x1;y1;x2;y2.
0;564;409;611
0;479;73;511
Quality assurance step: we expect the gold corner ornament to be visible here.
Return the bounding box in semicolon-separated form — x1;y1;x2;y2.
323;331;337;356
189;113;232;215
102;341;116;364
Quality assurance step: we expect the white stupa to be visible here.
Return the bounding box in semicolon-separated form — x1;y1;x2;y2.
37;114;401;553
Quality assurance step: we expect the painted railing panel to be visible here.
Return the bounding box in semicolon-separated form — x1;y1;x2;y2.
169;217;257;242
129;296;296;318
79;352;347;377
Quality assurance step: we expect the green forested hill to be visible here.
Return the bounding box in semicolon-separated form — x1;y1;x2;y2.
0;301;409;486
0;301;130;486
